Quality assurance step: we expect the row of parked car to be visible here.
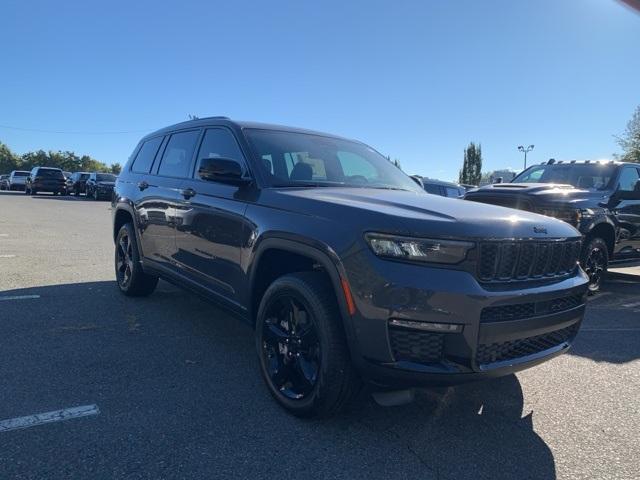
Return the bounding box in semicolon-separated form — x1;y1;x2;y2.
0;168;117;200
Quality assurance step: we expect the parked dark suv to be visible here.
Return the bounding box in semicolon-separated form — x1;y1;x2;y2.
67;172;90;196
85;172;117;200
25;167;66;195
465;160;640;292
112;118;588;417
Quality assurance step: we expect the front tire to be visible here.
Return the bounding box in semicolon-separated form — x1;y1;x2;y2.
256;272;360;418
115;223;158;296
581;237;609;294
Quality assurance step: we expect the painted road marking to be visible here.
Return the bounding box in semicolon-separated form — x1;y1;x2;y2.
0;295;40;301
0;254;16;258
0;404;100;433
0;234;8;237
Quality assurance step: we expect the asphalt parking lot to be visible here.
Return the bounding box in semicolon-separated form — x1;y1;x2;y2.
0;190;639;480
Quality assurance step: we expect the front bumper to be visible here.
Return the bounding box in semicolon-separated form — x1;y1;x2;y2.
342;249;589;388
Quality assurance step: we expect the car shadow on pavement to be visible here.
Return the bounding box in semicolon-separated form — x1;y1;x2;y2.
568;277;640;364
0;280;556;480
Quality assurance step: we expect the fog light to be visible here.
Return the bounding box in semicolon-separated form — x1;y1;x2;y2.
389;319;463;333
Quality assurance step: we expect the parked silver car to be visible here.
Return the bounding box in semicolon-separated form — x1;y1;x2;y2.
8;170;30;191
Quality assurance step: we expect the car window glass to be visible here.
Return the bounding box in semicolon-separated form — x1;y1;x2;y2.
445;186;461;197
618;167;640;192
195;129;246;179
424;184;441;195
132;136;163;174
158;130;199;178
337;151;378;181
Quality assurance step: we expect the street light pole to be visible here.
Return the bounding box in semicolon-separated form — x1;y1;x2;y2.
517;144;535;169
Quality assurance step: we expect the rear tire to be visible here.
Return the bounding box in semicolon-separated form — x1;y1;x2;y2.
256;272;361;418
581;237;609;294
115;223;158;297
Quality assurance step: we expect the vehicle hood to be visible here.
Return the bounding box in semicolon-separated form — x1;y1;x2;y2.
466;183;609;207
265;187;580;239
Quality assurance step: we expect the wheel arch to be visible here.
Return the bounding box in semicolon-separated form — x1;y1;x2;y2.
584;220;616;256
248;237;358;354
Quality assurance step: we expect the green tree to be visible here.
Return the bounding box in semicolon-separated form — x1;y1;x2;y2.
458;142;483;185
110;163;122;174
0;141;20;173
616;105;640;163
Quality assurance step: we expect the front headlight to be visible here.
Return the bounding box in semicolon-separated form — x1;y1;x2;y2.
537;208;580;225
365;233;474;264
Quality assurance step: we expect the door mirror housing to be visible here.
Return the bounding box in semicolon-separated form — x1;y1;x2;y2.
198;157;251;185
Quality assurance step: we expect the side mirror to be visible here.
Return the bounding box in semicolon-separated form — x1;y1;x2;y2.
494;177;503;184
198;157;251;185
409;175;424;188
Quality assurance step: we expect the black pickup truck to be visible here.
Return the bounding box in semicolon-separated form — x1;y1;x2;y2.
466;160;640;292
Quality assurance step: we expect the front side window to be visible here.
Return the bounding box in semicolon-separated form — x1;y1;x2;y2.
245;129;422;192
131;136;163;174
157;130;200;178
195;128;246;179
618;167;640;192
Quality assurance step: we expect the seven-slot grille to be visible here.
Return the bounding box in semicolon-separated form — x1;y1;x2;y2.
478;240;581;282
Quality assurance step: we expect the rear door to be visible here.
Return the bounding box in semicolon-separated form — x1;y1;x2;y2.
613;166;640;258
174;127;250;306
134;129;200;271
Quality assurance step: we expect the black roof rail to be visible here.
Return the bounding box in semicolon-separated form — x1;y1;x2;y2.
547;158;556;165
570;160;576;163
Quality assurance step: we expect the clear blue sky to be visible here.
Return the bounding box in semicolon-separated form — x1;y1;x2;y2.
1;0;639;181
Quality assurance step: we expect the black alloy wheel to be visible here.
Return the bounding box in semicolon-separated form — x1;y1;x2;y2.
582;237;608;293
114;223;158;296
256;272;360;417
261;295;321;400
116;230;135;289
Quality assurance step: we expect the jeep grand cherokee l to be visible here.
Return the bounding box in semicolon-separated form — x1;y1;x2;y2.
465;160;640;292
112;117;588;417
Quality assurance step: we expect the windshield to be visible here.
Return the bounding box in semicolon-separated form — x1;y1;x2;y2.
512;163;616;190
245;129;423;192
96;173;116;182
37;169;64;178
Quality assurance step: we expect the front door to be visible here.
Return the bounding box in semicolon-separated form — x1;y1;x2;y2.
174;127;250;307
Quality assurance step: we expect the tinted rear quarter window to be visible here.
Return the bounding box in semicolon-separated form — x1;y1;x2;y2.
132;136;163;174
157;130;200;178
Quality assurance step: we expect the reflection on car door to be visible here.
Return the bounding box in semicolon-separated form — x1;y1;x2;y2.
174;127;250;307
613;166;640;257
135;130;199;271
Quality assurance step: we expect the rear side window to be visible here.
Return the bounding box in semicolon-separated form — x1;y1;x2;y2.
195;128;245;179
157;130;200;178
131;137;163;174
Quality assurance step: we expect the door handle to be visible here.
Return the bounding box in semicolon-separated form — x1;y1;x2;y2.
137;181;149;191
181;187;196;199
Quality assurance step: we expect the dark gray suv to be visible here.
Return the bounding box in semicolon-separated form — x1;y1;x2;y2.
112;117;589;417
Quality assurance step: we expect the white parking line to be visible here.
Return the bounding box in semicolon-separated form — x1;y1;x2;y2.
0;295;40;301
0;404;99;433
0;234;8;237
0;254;16;258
